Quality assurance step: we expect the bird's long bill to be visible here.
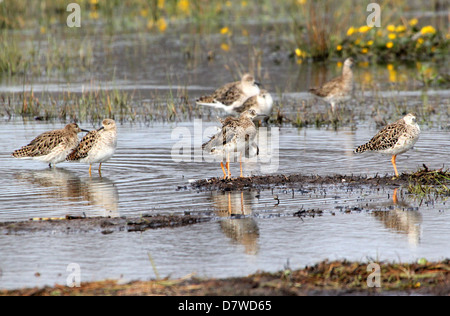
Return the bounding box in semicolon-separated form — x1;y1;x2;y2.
81;129;90;133
254;81;262;87
97;126;105;131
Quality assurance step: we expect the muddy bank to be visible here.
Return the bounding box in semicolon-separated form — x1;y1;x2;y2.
2;259;449;296
0;214;211;235
191;167;450;193
192;173;408;191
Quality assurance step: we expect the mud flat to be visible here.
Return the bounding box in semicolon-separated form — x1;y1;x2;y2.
2;259;449;296
191;166;450;193
0;214;211;235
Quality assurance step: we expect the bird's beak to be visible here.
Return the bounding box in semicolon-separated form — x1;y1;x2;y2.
97;126;105;131
254;81;262;87
81;129;90;133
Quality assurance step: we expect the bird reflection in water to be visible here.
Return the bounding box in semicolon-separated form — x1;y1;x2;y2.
210;191;260;255
14;168;119;218
371;188;422;246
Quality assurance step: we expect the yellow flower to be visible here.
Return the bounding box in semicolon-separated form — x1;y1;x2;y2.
367;40;374;46
420;25;436;35
336;45;343;51
140;9;149;17
354;39;361;45
387;64;394;71
157;17;167;32
386;42;394;49
295;48;302;57
241;1;248;7
347;27;356;36
417;37;424;44
40;26;46;34
361;48;368;54
409;18;418;26
89;10;99;19
157;0;165;9
178;0;190;14
358;25;371;33
89;0;99;4
220;26;230;35
388;33;396;40
395;25;406;33
297;0;307;4
387;24;396;32
337;61;342;68
220;43;230;51
225;1;231;7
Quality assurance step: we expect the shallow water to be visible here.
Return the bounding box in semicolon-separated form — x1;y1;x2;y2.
0;121;449;289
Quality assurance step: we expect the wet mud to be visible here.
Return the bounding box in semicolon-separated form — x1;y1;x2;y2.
2;259;449;296
0;214;211;235
192;166;450;193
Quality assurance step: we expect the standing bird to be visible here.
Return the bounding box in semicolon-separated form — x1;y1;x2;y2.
196;73;261;114
67;119;117;176
202;109;259;179
233;89;274;117
309;57;354;111
354;113;420;177
12;123;88;168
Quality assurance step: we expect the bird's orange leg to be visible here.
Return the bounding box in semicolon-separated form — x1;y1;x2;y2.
391;155;399;177
392;188;398;205
98;163;103;177
220;162;227;179
226;152;231;179
89;165;92;177
239;153;244;178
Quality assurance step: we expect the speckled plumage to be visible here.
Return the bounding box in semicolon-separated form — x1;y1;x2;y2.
354;113;420;176
67;119;117;176
196;73;260;114
12;123;86;167
309;57;354;111
203;109;259;179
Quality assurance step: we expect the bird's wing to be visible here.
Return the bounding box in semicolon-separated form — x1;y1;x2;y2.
66;130;98;160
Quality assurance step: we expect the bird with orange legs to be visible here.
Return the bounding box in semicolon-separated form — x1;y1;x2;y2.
354;113;420;177
202;109;259;179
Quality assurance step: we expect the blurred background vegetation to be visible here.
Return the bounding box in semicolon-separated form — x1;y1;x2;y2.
0;0;448;124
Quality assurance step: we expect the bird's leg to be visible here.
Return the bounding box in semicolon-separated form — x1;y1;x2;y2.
391;155;399;177
220;162;227;179
392;188;398;205
330;102;336;112
89;164;92;177
226;152;231;179
98;163;102;177
239;153;244;178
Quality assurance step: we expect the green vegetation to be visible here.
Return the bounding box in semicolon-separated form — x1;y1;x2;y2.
407;165;450;198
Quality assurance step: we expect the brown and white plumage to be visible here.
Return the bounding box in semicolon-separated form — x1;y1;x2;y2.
354;113;420;177
67;119;117;176
309;57;354;111
196;73;260;114
233;89;274;117
202;109;259;179
12;123;87;168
